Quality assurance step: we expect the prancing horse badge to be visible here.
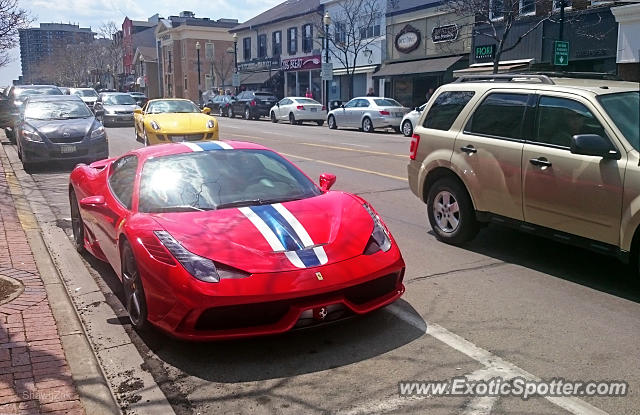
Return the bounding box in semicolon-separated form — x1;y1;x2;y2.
315;272;323;281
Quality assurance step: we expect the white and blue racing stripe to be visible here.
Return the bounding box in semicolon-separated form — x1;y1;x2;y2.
239;203;328;269
183;141;233;151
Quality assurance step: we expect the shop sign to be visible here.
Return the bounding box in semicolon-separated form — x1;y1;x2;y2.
475;44;495;62
395;24;421;54
281;55;322;71
321;63;333;80
238;57;280;73
432;24;458;43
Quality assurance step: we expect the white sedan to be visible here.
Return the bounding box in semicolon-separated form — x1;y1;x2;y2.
401;103;426;137
270;97;327;126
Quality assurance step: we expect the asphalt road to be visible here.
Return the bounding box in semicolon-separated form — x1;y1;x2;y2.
13;116;640;415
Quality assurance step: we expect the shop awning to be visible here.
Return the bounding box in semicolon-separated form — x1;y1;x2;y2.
332;65;378;76
453;59;535;77
239;71;277;85
373;56;462;77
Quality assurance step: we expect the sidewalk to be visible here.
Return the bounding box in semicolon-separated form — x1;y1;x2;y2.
0;152;84;414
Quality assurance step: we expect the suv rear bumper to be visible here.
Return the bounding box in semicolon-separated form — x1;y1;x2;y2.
407;161;422;200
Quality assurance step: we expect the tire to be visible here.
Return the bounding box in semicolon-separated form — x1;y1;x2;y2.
289;113;297;125
244;107;251;120
393;126;401;134
5;128;15;144
69;190;86;254
143;129;149;146
426;177;478;245
402;120;413;137
121;241;149;331
271;112;278;123
328;115;337;129
362;117;373;133
316;121;324;126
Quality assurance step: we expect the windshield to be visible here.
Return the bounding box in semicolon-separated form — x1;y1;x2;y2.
15;87;62;100
73;89;98;98
139;149;321;213
597;92;639;151
374;98;402;107
103;95;136;105
24;100;92;120
147;100;199;114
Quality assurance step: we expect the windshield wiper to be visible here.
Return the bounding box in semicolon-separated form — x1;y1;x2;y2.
216;197;305;210
149;206;211;213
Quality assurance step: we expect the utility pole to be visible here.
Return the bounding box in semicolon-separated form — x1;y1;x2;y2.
559;0;565;42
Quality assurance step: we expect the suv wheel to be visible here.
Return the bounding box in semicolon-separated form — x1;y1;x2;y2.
362;117;373;133
244;107;251;120
427;178;478;245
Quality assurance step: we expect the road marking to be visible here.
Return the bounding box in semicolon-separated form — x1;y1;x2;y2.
381;304;609;415
280;152;408;181
300;142;406;158
340;142;370;148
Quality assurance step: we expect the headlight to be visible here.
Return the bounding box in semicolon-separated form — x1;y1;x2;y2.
206;119;215;129
154;231;250;282
362;203;392;254
105;108;115;115
150;120;160;130
22;127;43;142
90;124;105;139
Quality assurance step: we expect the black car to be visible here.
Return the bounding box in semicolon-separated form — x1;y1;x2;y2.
205;94;234;117
15;95;108;172
0;85;63;143
229;91;277;120
129;92;148;107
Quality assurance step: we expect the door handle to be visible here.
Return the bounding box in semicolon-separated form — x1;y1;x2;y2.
529;157;552;167
460;145;477;154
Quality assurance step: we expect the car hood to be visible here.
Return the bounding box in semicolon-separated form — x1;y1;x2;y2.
27;117;95;139
146;113;211;132
149;192;373;273
80;97;97;103
104;104;136;112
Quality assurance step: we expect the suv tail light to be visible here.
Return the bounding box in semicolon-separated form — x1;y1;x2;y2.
409;134;420;160
296;105;305;110
379;110;390;116
250;100;257;107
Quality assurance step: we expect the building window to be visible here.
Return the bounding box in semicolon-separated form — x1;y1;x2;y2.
205;42;214;60
184;75;188;91
181;40;186;58
359;20;381;39
243;37;251;61
490;0;504;20
272;31;282;56
302;24;313;53
258;34;267;58
519;0;536;15
553;0;573;10
334;22;346;44
287;27;297;55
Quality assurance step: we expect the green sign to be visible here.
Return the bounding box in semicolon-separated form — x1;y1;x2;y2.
554;41;569;66
475;45;495;62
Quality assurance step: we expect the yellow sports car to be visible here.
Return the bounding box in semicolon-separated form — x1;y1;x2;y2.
134;98;219;145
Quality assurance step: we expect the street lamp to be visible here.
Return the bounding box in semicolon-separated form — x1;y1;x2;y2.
323;11;331;111
232;33;238;94
140;56;144;92
196;41;202;105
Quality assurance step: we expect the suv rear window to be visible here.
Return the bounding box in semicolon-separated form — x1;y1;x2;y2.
423;91;475;131
466;93;529;139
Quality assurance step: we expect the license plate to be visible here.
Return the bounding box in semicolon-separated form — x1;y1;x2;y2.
395;112;404;117
310;108;317;112
171;136;185;142
119;117;130;121
60;145;76;154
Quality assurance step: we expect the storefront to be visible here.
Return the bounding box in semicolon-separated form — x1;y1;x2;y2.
237;56;283;95
612;3;640;82
282;55;322;100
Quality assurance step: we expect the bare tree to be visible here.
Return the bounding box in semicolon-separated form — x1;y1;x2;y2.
97;21;123;89
212;47;234;90
0;0;32;68
321;0;383;99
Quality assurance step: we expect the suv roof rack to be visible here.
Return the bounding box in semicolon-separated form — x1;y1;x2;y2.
526;71;621;81
453;74;555;85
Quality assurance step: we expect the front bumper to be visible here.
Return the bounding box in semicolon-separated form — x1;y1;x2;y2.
134;240;405;341
103;113;134;125
21;137;108;164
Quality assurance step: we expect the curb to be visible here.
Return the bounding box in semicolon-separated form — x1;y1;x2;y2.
1;138;174;414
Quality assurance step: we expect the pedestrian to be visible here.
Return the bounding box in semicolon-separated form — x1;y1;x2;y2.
366;87;375;96
305;88;313;98
425;87;435;103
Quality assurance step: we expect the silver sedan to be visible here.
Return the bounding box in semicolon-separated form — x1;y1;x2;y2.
327;97;409;133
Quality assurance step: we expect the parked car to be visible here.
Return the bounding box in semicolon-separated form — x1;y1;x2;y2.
129;92;148;107
93;92;139;127
229;90;277;120
401;103;427;137
15;95;107;172
134;98;218;145
270;97;327;126
70;87;99;111
205;94;234;117
327;97;410;133
68;140;405;339
0;85;63;143
407;73;640;272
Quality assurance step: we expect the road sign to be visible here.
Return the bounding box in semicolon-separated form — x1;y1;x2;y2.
321;63;333;81
554;41;569;66
232;73;240;87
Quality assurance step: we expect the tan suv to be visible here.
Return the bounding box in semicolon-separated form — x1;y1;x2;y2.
407;74;640;271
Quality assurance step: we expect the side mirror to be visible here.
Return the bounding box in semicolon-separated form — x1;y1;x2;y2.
570;134;620;160
202;107;211;115
319;173;336;192
133;108;142;115
276;102;280;107
340;104;345;109
414;107;420;112
79;195;106;211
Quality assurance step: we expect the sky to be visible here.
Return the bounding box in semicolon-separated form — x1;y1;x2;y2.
0;0;283;86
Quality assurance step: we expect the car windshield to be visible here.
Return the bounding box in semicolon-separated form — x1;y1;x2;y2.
597;91;639;152
103;95;136;105
147;100;199;114
374;98;402;107
73;89;98;98
138;149;322;213
24;100;92;120
15;87;62;100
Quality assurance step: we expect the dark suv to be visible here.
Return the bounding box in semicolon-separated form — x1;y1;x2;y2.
229;91;277;120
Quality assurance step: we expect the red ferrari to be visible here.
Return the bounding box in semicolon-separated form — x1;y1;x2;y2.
69;140;405;340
